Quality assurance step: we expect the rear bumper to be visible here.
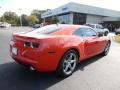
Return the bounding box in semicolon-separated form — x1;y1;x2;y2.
10;49;61;72
12;55;37;65
11;54;41;71
10;39;63;72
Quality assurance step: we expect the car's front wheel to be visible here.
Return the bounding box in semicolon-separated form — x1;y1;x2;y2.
104;31;108;36
57;50;79;77
101;42;111;56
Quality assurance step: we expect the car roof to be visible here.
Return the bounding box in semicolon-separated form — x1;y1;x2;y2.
49;24;91;28
50;24;93;35
29;24;93;35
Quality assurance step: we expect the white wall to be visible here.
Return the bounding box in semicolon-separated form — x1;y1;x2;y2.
103;17;120;21
86;14;103;24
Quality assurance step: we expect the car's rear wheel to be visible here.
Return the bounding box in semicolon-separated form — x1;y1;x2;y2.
57;50;79;77
101;42;110;56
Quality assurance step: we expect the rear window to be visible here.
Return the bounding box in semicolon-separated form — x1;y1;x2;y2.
30;24;63;34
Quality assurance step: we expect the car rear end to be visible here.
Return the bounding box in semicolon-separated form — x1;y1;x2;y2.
10;33;64;71
10;33;43;70
9;25;67;72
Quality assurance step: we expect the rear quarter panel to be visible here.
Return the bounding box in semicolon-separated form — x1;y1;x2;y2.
43;36;85;63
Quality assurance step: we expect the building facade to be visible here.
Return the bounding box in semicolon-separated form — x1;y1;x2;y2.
41;2;120;25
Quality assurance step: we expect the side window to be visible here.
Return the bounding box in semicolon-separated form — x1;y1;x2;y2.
73;28;84;36
96;25;103;29
73;28;97;37
99;25;104;29
96;25;100;29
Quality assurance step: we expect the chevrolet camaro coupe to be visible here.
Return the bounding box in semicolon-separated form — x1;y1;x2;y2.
10;24;111;77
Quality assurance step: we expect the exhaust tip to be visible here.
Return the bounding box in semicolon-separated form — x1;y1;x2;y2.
30;66;35;71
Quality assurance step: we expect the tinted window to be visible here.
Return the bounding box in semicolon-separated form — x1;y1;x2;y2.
96;25;100;29
73;28;97;37
85;24;95;28
30;24;63;34
73;13;87;24
58;14;70;24
96;25;103;29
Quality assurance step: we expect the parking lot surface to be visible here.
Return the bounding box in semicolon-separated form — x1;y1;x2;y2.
0;27;120;90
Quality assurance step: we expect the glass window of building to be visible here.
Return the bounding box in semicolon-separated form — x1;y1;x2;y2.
73;13;87;25
58;14;70;24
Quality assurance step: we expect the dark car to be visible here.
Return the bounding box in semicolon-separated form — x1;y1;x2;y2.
115;28;120;35
32;24;41;28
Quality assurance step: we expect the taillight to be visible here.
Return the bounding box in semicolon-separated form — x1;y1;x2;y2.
24;42;31;47
24;42;39;48
31;42;39;48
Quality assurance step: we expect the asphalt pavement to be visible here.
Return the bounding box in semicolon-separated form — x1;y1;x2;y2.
0;27;120;90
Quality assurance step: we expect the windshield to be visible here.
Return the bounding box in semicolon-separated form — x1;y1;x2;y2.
30;24;63;34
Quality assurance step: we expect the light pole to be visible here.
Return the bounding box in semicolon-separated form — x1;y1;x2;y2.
19;9;22;27
0;7;5;22
0;7;1;20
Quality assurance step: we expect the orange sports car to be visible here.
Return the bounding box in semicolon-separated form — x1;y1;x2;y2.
10;24;111;77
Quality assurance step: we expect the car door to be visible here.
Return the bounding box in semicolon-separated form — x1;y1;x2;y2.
84;28;108;57
73;28;101;58
83;36;99;57
95;36;107;53
82;28;102;57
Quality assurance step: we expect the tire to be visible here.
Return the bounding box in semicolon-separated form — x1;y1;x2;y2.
101;42;110;56
104;32;108;36
115;33;118;35
56;50;79;77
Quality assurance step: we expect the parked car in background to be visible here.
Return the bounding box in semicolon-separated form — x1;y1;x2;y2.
115;28;120;35
32;24;41;28
10;24;111;77
0;22;11;28
85;23;109;36
32;23;44;28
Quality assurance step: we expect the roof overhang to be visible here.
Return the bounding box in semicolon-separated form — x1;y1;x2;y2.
41;2;120;18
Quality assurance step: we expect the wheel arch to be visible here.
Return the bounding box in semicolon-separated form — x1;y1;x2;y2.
65;48;80;62
56;47;80;70
56;47;80;76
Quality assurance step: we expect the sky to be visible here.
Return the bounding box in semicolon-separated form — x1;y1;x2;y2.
0;0;120;16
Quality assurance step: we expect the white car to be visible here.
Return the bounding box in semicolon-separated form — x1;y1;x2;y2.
85;23;109;36
0;22;11;28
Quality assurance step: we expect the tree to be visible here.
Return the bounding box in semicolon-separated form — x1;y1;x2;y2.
31;9;46;23
1;11;19;26
20;14;28;26
50;16;59;24
27;15;38;26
